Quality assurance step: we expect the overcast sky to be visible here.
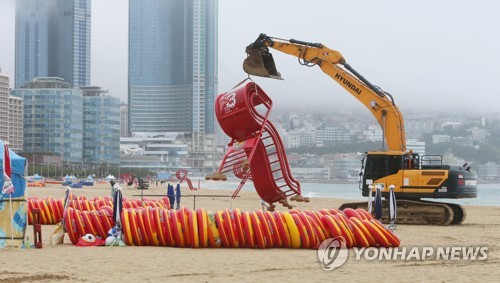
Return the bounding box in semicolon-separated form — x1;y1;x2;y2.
1;0;499;113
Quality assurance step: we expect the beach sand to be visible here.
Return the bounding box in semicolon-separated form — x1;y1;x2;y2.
1;182;499;283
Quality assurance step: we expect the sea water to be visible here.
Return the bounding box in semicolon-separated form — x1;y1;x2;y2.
203;181;499;206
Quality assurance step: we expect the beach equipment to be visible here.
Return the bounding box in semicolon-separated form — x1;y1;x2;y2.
206;81;306;209
63;188;71;221
388;185;397;230
60;205;400;249
77;233;105;247
112;186;123;230
173;169;199;190
374;185;382;221
27;196;169;225
0;140;27;248
105;175;116;181
104;185;126;246
32;173;43;181
367;185;373;213
175;183;181;210
167;184;175;209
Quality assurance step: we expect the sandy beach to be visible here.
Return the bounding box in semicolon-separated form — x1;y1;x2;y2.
1;182;499;283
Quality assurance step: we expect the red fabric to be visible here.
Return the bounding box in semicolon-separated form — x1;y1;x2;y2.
3;143;11;178
76;234;106;247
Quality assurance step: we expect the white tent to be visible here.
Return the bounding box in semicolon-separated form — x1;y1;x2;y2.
32;174;43;180
105;175;116;181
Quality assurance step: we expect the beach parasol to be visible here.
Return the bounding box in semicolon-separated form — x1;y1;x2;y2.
32;173;43;181
367;185;374;214
112;185;123;231
62;187;71;226
388;185;397;230
104;184;125;247
2;142;15;247
175;183;181;210
105;175;116;181
374;185;382;221
167;183;175;209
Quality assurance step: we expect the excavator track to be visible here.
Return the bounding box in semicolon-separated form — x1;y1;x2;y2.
339;199;466;225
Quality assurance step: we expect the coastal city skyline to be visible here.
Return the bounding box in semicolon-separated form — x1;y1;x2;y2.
0;2;498;280
1;0;500;182
1;0;499;112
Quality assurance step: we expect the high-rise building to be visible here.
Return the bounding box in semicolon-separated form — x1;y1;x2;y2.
120;103;129;137
0;70;11;143
8;96;24;151
0;69;23;151
80;86;120;165
11;77;84;162
128;0;218;135
15;0;91;88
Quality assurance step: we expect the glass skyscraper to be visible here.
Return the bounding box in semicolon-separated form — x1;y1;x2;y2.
128;0;218;135
11;78;84;162
15;0;91;88
81;87;121;165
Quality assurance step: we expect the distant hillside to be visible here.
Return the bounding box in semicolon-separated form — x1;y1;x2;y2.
286;141;380;155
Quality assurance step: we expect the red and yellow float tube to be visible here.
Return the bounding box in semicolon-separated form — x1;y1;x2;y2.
370;219;400;247
121;208;133;246
65;207;79;245
170;209;185;247
282;212;301;249
162;209;175;247
187;209;200;248
291;213;310;249
214;211;230;248
249;212;266;249
223;209;239;248
264;211;281;248
256;210;273;248
241;211;255;248
206;211;222;248
152;208;167;246
143;208;159;246
273;211;291;248
232;209;246;248
196;208;209;248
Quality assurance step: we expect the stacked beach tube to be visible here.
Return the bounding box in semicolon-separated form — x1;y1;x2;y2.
27;196;170;225
64;206;400;248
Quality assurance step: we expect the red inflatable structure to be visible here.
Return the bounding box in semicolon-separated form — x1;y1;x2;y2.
207;81;308;209
168;169;199;190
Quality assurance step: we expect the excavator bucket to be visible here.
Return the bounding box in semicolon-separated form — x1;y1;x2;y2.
243;48;283;80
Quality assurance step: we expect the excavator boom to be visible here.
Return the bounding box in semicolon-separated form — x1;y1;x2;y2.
243;33;478;225
244;34;406;152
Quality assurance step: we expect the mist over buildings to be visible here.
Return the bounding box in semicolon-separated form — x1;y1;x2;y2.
0;0;499;113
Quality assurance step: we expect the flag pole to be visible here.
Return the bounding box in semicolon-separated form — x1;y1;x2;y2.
9;194;13;248
2;141;15;247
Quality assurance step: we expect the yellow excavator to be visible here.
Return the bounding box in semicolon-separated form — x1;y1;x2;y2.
243;33;478;225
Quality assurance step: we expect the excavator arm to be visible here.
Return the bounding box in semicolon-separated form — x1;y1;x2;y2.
244;33;406;152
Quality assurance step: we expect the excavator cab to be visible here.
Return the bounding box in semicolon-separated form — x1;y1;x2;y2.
361;152;404;195
243;47;283;80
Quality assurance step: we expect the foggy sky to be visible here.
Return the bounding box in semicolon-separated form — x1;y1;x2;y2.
1;0;499;113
